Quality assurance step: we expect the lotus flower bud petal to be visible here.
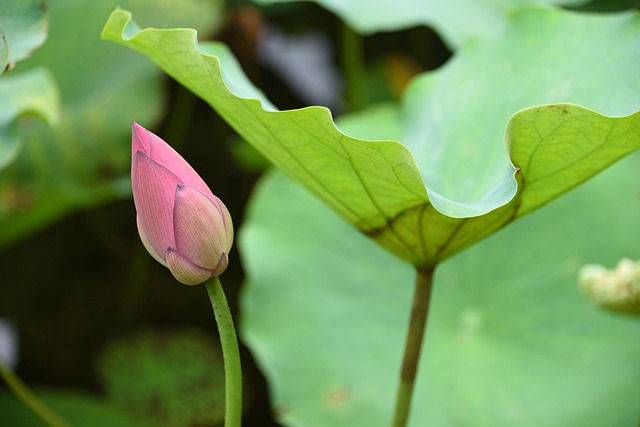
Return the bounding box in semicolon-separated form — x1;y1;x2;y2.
211;252;230;278
173;185;233;272
132;151;182;261
136;215;167;267
131;122;234;285
166;248;214;286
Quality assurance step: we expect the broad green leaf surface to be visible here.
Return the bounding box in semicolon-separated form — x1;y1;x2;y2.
335;103;403;142
253;0;589;47
403;8;640;217
240;152;640;427
102;9;640;267
0;390;153;426
0;67;59;170
0;0;48;72
0;0;223;248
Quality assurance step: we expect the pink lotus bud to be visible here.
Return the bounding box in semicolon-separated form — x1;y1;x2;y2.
131;122;233;285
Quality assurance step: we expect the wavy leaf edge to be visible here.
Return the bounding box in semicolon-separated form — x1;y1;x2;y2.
102;9;524;216
101;8;640;267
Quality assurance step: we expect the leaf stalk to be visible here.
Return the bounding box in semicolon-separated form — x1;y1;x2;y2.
340;22;365;111
392;267;434;427
0;359;72;427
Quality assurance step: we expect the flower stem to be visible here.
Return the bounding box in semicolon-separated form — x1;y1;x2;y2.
340;21;365;111
205;276;242;427
0;359;72;427
392;268;434;427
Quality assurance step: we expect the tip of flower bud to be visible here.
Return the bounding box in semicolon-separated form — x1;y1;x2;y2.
131;121;150;156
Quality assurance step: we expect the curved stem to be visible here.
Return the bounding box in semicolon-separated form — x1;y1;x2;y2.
392;268;434;427
0;360;72;427
205;276;243;427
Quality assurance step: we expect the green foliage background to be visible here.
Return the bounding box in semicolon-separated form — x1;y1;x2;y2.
1;0;639;426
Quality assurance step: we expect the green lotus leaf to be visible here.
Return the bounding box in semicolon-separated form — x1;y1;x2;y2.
102;8;640;267
0;0;49;72
403;8;640;218
251;0;590;47
0;0;223;248
240;151;640;427
0;67;59;170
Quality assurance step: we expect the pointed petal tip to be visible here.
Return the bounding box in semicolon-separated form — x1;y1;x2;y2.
132;121;150;156
132;121;142;135
131;127;214;199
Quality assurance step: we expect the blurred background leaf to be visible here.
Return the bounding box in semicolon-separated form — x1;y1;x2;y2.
0;0;223;248
97;328;226;427
0;0;49;72
0;29;7;74
251;0;591;47
0;389;154;426
240;150;640;427
0;0;58;173
0;67;59;170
